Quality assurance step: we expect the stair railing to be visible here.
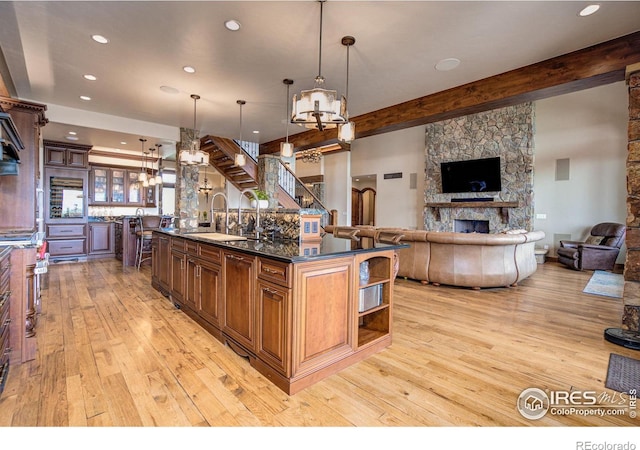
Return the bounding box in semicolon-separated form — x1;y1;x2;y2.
277;159;333;225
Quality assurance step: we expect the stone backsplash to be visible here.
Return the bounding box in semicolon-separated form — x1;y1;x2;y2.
424;103;535;232
212;208;327;240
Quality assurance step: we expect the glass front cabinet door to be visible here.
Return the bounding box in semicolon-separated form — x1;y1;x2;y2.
128;171;141;204
91;168;109;204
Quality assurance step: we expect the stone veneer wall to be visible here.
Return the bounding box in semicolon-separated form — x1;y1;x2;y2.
212;209;326;239
424;103;535;232
175;127;200;230
623;70;640;333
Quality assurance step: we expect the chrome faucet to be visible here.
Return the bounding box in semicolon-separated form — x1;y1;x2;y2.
135;207;144;217
238;188;261;236
210;192;229;233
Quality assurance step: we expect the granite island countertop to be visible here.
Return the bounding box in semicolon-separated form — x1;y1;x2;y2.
155;227;407;263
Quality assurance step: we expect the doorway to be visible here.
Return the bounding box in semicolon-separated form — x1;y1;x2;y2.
352;175;377;226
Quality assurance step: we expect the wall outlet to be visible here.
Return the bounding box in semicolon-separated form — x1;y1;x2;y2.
543;244;549;250
536;213;547;219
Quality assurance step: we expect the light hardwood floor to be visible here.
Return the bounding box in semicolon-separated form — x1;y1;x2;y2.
0;258;638;427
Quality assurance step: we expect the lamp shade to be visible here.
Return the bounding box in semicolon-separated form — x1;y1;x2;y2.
235;152;246;166
338;121;356;143
280;141;294;158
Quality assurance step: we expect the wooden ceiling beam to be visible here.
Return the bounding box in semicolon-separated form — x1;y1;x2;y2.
260;31;640;155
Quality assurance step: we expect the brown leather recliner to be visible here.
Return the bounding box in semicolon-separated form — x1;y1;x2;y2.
557;222;626;271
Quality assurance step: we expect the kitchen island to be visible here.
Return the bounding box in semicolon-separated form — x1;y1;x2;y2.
151;228;406;395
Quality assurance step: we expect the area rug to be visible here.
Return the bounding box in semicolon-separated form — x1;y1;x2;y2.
605;353;640;393
582;270;623;298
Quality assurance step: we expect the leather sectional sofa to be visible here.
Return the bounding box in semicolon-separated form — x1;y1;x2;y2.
325;225;545;289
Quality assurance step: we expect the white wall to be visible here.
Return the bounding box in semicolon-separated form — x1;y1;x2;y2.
351;126;426;229
323;152;351;225
534;81;628;258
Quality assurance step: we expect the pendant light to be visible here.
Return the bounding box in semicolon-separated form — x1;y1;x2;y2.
338;36;356;143
281;79;294;158
179;94;209;166
234;100;246;166
154;144;163;185
148;147;156;186
291;0;347;131
138;138;147;182
142;150;150;187
198;165;213;203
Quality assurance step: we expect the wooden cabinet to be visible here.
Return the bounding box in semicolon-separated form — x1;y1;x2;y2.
8;247;37;364
152;233;171;295
256;278;290;376
44;142;89;169
89;166;155;207
88;222;115;257
170;239;186;304
222;250;257;353
0;97;47;233
152;232;396;395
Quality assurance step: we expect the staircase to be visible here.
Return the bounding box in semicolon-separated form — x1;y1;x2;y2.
200;135;300;209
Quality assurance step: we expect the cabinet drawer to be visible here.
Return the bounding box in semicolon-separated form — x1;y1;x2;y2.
257;258;292;288
48;239;86;256
186;241;197;255
197;244;221;264
171;237;186;253
47;224;86;238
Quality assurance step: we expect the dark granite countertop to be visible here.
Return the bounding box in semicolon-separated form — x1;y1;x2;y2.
155;227;407;263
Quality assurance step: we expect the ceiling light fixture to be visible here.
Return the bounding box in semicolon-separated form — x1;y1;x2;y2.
435;57;461;72
80;95;91;101
138;138;148;183
154;144;163;185
198;166;213;203
224;19;241;31
291;0;347;132
183;66;196;74
281;79;294;158
579;4;600;16
299;148;323;164
235;100;247;166
83;74;97;81
179;94;209;166
338;36;356;143
91;34;109;44
160;85;179;94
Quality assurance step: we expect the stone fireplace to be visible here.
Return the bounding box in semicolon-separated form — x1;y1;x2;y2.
424;103;535;232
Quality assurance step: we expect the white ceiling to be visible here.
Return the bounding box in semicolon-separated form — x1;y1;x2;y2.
1;1;639;160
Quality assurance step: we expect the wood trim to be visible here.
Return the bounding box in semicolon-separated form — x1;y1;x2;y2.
260;31;640;155
43;139;92;152
299;175;324;184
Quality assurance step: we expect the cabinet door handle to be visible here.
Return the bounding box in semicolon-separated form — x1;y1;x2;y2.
263;267;280;274
262;287;278;295
226;254;243;261
3;318;11;326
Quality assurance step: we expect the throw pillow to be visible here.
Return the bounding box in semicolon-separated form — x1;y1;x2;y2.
585;235;604;245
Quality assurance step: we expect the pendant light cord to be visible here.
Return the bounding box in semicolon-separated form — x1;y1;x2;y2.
318;0;324;78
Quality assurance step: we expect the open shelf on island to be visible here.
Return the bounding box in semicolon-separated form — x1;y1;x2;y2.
356;254;393;347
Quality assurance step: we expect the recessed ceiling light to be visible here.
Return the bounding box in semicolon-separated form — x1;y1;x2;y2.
225;19;241;31
183;66;196;74
80;95;91;101
252;130;259;134
66;136;79;141
91;34;109;44
120;141;127;145
579;4;600;16
435;58;461;72
68;131;77;135
83;74;97;81
160;85;179;94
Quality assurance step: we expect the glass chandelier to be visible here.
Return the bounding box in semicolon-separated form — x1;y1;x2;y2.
300;148;322;164
291;0;347;131
179;94;209;166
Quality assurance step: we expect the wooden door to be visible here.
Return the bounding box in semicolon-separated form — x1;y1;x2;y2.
198;260;222;328
222;251;256;352
170;250;186;303
156;235;171;292
88;222;112;254
256;280;290;376
184;257;198;311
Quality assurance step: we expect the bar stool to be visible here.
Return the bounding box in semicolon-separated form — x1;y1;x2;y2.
135;215;162;270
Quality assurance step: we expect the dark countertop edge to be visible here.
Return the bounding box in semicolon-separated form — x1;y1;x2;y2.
154;229;408;263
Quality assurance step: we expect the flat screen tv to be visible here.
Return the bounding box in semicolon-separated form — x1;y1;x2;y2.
440;157;502;194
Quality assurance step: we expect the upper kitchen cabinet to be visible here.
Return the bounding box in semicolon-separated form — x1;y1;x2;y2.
89;165;154;207
0;97;47;233
43;140;90;169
